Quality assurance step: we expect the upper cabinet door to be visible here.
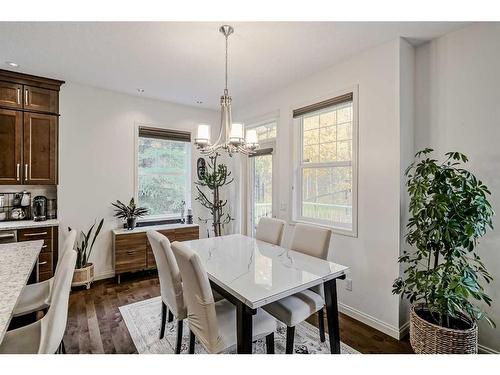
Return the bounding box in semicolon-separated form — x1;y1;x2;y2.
23;113;57;185
0;81;23;109
24;86;58;114
0;108;22;184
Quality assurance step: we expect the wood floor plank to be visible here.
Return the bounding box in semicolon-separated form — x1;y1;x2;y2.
64;271;412;354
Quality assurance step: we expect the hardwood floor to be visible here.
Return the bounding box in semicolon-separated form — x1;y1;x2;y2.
64;271;413;354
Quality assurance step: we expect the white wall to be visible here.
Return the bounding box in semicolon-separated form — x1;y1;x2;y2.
415;23;500;353
235;39;405;337
58;83;217;279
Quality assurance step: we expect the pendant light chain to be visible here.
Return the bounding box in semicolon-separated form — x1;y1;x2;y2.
225;32;229;94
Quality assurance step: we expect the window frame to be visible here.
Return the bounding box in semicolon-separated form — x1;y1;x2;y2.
134;123;192;221
291;87;358;237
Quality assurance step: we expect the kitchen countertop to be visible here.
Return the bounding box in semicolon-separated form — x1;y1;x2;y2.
0;240;44;344
0;219;59;231
112;222;198;235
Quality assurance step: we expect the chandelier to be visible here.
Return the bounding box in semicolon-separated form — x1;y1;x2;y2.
194;25;258;156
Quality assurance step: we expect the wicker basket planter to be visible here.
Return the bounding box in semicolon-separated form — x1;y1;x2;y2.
72;263;94;290
410;304;478;354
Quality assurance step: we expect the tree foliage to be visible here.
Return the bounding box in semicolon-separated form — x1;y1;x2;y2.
392;149;495;328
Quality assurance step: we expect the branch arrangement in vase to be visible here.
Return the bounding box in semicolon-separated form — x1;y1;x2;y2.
195;153;234;237
112;198;148;230
393;149;495;329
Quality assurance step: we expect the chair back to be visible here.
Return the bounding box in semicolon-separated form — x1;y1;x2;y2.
171;241;222;353
38;249;77;354
290;223;332;260
255;217;286;246
147;230;185;318
56;229;77;269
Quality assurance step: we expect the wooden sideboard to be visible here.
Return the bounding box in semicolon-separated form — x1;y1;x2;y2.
112;224;199;283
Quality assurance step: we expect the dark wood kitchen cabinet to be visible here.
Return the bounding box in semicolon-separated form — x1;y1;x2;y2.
23;113;58;184
0;70;64;185
0;108;22;184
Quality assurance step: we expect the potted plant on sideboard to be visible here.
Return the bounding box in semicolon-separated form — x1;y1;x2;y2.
71;218;104;289
393;149;495;354
112;198;148;230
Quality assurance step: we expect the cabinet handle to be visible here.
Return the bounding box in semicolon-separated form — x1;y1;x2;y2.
42;245;47;249
126;251;134;255
24;232;48;237
38;261;48;265
25;89;29;105
0;234;15;239
17;88;21;104
24;164;28;182
16;163;20;181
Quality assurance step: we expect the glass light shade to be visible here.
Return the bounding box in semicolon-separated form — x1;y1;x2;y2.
229;123;244;144
246;129;258;146
196;124;211;144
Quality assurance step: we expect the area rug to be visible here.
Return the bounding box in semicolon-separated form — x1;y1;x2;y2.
119;296;359;354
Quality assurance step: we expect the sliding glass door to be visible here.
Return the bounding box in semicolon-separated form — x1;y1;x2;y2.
248;144;275;236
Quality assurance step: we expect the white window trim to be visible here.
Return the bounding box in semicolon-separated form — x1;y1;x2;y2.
290;86;359;237
244;118;279;236
134;122;192;221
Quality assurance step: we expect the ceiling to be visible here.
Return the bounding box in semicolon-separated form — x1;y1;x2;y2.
0;22;468;109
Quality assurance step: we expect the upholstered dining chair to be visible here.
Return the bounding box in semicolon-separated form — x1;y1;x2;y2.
12;229;78;318
263;223;332;353
171;241;277;354
255;217;286;246
147;230;187;354
0;248;77;354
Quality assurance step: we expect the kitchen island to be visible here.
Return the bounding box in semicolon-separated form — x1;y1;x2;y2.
0;240;43;344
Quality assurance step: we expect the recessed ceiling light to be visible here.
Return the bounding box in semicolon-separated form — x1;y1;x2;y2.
6;61;19;68
196;100;203;104
137;88;145;93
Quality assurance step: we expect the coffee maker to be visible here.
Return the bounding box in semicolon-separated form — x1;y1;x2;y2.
33;196;47;221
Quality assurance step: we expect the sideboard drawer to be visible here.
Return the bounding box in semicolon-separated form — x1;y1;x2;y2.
38;251;52;273
115;233;146;273
174;227;199;241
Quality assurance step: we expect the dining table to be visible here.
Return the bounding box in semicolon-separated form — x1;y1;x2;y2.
183;234;349;354
0;240;44;345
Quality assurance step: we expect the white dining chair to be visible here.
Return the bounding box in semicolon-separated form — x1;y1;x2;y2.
0;248;77;354
255;217;286;246
171;241;277;354
147;230;187;354
263;223;332;353
12;229;77;317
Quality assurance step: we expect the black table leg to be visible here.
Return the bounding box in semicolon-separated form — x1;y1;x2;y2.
236;302;255;354
324;278;341;354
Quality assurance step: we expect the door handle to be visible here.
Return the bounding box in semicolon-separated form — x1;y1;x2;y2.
25;89;29;105
24;232;48;237
24;164;28;182
17;88;21;104
16;163;20;181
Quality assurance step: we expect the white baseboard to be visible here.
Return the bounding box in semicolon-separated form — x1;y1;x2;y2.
94;269;115;281
339;302;401;339
478;344;499;354
399;320;410;338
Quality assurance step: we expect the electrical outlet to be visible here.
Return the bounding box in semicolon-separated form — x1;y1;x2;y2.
345;278;353;291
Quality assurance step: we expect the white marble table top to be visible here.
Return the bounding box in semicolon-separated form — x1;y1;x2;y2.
183;234;348;309
0;240;43;344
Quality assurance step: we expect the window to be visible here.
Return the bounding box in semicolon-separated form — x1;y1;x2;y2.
136;126;191;218
246;121;277;236
293;92;357;234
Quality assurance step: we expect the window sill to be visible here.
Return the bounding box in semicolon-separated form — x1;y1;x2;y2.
290;218;358;238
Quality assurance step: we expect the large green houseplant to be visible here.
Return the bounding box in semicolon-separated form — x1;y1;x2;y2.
393;149;494;353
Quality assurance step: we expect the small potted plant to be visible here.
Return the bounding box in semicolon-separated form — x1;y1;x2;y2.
112;198;148;230
71;218;104;289
393;149;495;354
